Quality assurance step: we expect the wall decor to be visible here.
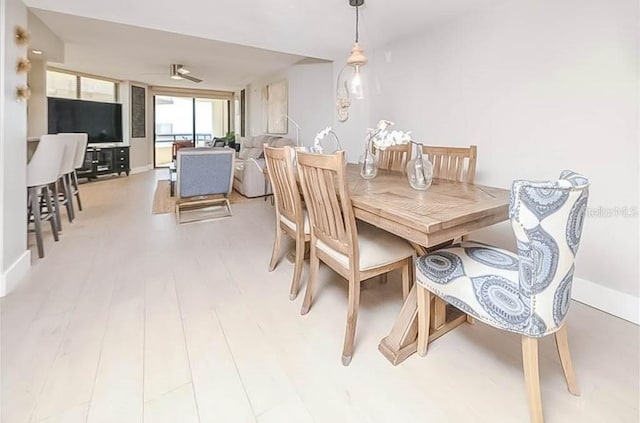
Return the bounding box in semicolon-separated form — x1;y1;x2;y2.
16;57;31;74
14;26;30;45
266;80;288;134
131;85;146;138
240;89;246;137
16;85;31;101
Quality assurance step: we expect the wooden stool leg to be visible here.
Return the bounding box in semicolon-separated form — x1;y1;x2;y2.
73;171;83;211
555;324;580;395
43;185;59;242
522;336;544;423
51;182;62;232
31;187;44;258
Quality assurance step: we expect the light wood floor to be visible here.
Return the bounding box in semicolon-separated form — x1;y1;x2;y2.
2;170;638;423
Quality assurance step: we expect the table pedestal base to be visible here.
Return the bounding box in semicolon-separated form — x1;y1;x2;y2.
378;285;468;366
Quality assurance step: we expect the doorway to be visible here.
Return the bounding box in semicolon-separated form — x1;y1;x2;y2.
153;95;230;167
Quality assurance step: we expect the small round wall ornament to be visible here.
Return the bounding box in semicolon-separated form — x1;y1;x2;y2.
16;85;31;101
17;57;31;74
14;26;30;45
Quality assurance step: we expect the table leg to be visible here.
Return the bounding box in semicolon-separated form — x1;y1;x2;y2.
378;286;469;366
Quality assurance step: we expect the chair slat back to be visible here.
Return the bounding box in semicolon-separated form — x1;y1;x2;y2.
375;144;411;173
510;171;589;334
264;145;303;228
296;151;357;259
421;145;477;183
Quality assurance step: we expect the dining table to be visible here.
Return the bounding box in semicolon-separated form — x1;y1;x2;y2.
344;164;510;365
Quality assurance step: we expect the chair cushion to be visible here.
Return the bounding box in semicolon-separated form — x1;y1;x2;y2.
316;222;414;271
280;210;311;235
415;241;552;337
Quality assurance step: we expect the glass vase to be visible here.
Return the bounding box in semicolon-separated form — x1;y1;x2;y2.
406;143;433;190
359;142;378;180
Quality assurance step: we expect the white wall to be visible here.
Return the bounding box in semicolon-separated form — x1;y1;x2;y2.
27;10;64;63
246;61;334;147
27;58;46;137
1;0;29;294
368;0;639;306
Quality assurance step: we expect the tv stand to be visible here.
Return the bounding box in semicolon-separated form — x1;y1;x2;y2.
77;144;130;180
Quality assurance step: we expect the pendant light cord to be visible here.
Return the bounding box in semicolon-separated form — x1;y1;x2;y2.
355;6;360;43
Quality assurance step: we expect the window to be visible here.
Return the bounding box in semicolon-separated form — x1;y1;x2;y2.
46;70;77;99
46;69;118;102
80;76;117;102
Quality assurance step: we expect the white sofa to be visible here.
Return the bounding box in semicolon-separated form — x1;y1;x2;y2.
233;135;296;197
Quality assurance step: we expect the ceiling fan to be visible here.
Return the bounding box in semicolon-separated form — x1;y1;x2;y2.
170;64;202;83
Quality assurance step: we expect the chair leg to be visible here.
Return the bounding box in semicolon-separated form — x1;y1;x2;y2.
555;324;580;395
341;270;361;366
30;187;45;259
72;170;83;211
300;244;319;315
63;174;75;222
289;235;305;301
417;284;431;356
51;182;62;232
522;336;544;423
43;185;59;242
268;225;282;271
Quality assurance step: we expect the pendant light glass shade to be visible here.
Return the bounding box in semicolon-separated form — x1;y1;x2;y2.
336;1;367;121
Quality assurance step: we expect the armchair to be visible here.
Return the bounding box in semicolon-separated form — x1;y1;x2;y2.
175;147;235;222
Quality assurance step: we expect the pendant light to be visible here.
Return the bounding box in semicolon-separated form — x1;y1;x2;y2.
347;0;367;99
336;0;367;122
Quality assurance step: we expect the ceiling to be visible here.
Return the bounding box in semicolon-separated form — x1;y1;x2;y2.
30;9;309;91
28;0;502;90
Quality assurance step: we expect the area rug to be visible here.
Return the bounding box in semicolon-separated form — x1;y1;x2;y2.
152;180;258;215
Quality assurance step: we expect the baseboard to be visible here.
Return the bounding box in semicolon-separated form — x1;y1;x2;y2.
572;277;639;325
0;250;31;297
130;164;153;174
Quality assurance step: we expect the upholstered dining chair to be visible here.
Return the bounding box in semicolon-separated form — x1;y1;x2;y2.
264;145;310;300
374;144;411;173
422;145;477;183
415;170;589;423
296;150;415;366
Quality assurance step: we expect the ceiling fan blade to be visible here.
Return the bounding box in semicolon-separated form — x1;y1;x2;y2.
182;74;202;83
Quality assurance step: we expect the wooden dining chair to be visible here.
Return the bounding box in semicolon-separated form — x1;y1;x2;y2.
296;150;415;366
264;145;310;300
422;145;477;183
374;144;411;173
415;171;589;423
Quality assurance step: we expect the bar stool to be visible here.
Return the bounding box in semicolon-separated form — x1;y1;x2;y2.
27;135;66;258
60;133;88;212
54;134;80;225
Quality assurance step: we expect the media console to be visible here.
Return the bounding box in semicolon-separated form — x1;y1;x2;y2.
77;144;130;180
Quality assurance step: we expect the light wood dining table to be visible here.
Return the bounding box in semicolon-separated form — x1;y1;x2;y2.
344;164;510;365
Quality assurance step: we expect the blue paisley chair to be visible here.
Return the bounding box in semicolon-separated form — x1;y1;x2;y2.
415;170;589;423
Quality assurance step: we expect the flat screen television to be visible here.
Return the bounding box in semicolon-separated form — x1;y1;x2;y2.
48;97;123;143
